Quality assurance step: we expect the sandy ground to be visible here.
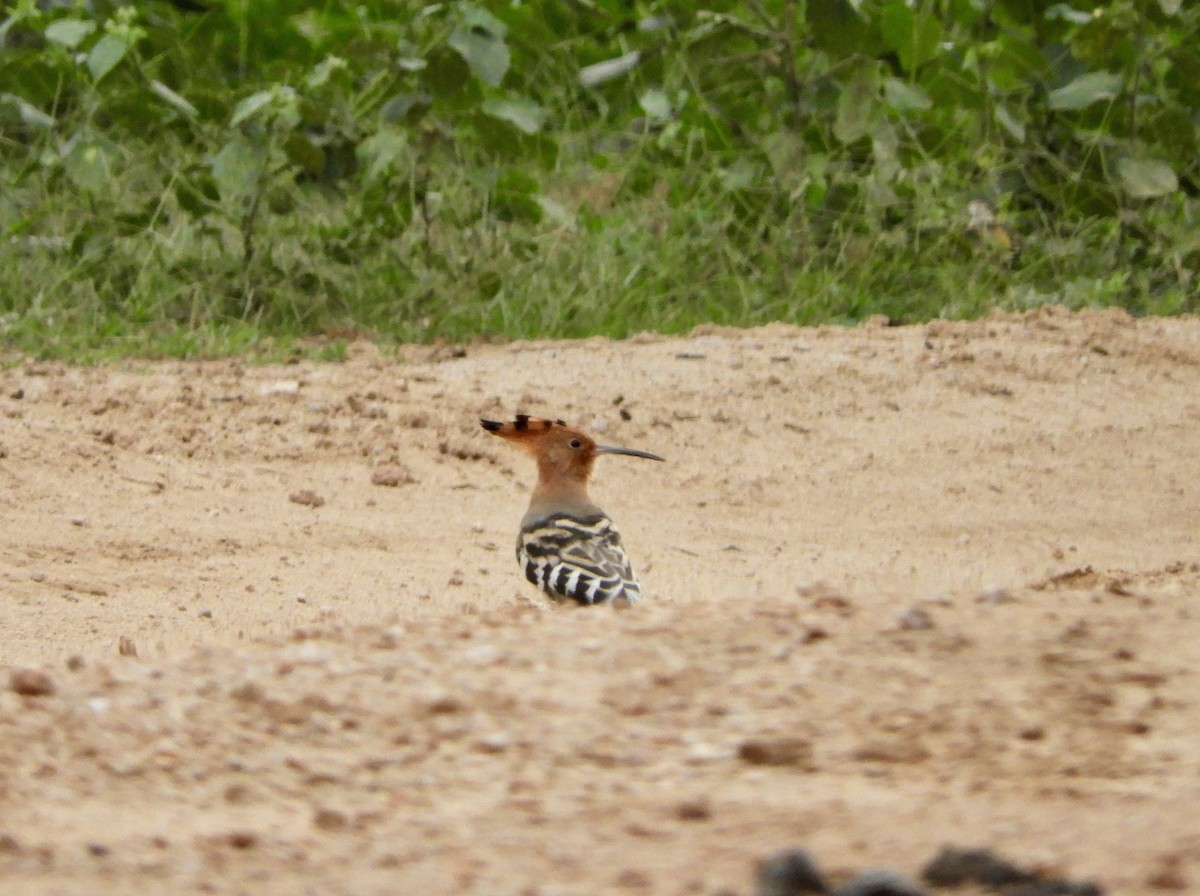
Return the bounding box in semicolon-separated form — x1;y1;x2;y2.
1;307;1199;895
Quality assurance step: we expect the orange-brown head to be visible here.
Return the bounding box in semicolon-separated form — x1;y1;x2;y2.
480;415;663;513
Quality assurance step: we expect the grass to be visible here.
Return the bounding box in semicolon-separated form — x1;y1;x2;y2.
4;152;1190;364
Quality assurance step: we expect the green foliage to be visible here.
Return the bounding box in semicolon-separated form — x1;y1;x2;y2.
0;0;1196;359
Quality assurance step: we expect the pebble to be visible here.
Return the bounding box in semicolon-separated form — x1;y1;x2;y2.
675;797;711;821
896;605;934;631
738;737;815;769
922;846;1039;888
756;848;828;896
9;668;55;697
313;807;348;831
977;587;1014;605
1145;855;1187;891
735;845;1103;896
371;626;403;648
289;489;325;507
835;869;925;896
227;831;258;850
419;690;466;715
370;465;415;487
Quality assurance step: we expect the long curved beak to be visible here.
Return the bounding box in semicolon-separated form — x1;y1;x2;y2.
595;445;665;462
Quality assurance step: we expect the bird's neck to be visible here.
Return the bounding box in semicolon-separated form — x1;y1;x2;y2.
527;464;598;519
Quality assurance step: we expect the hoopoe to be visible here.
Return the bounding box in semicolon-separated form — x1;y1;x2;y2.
481;415;664;606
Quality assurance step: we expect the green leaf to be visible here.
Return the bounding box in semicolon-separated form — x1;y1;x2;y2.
719;158;758;192
579;51;642;88
993;104;1026;141
395;40;427;72
62;134;118;193
872;118;900;176
357;128;409;181
0;92;55;129
536;195;573;226
44;18;95;48
230;90;275;127
1045;3;1093;24
380;92;431;123
882;77;932;111
87;33;128;82
1047;70;1123;110
481;96;547;134
211;136;267;201
305;55;347;89
149;80;198;119
834;63;879;144
1157;0;1181;13
638;88;671;121
424;48;477;108
1117;157;1178;198
448;5;509;86
879;2;942;74
985;32;1050;91
460;4;507;38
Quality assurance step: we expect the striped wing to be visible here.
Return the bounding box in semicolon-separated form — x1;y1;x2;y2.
517;513;642;605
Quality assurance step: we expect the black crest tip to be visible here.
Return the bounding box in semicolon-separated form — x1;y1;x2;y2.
480;419;502;432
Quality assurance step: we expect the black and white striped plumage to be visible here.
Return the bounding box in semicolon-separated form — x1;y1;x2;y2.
518;512;642;605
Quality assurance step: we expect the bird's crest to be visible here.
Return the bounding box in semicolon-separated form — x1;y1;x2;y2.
481;416;601;470
480;414;569;438
480;416;664;464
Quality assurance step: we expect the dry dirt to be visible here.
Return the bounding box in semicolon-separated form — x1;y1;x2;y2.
1;307;1199;896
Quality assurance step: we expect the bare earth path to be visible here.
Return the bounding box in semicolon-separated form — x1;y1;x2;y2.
1;308;1198;895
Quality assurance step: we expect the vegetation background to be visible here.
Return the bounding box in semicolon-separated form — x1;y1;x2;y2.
1;0;1196;359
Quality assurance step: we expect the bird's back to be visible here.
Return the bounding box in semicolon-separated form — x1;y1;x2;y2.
517;510;642;605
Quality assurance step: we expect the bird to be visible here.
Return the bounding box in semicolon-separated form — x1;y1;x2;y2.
480;415;664;606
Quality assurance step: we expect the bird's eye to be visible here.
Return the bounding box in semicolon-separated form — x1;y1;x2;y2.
569;438;582;449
